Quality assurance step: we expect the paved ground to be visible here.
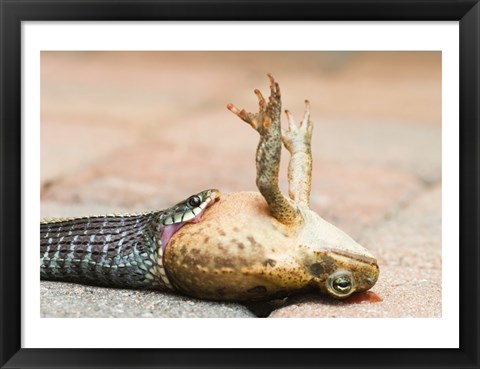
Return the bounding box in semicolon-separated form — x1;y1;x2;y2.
40;51;441;318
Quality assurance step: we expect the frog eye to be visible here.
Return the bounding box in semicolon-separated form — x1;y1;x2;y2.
332;275;352;294
188;195;202;208
327;270;354;297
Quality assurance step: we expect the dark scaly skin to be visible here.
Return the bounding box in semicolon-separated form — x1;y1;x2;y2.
40;189;220;290
41;212;169;289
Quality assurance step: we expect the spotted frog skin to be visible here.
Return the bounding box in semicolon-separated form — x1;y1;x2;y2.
165;75;379;301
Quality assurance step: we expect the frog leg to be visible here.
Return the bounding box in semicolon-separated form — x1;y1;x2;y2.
281;100;313;208
227;74;301;226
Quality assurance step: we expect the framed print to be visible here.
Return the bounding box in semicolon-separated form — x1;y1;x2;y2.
1;1;479;368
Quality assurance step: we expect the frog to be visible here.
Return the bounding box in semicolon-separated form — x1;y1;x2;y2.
164;74;379;301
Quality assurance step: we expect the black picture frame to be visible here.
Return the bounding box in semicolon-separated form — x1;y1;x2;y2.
1;1;479;368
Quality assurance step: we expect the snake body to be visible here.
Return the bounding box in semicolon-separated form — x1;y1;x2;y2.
40;189;220;290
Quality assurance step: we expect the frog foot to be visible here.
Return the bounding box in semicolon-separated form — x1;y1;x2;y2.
226;73;281;134
227;74;302;226
282;100;313;208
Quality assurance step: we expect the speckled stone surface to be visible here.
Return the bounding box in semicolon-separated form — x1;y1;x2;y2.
40;51;442;318
41;281;256;318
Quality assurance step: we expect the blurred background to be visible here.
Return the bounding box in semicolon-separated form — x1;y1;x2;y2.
40;51;442;318
41;51;441;238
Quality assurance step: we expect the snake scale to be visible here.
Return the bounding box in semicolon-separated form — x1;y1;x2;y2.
40;189;220;291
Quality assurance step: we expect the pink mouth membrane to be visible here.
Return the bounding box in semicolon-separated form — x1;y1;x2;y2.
159;202;213;253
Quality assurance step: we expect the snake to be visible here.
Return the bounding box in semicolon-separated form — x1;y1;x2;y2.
40;189;220;291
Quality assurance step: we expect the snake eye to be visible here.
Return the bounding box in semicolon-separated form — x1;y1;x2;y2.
327;270;354;297
188;195;202;207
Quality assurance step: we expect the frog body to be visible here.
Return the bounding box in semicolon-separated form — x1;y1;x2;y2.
167;191;378;301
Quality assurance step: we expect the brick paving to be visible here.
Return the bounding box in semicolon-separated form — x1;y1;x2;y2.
40;51;441;318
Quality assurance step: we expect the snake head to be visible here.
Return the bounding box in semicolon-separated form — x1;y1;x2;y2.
162;189;221;225
159;189;220;251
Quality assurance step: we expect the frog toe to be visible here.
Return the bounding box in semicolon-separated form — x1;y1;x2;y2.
282;100;313;150
227;103;258;130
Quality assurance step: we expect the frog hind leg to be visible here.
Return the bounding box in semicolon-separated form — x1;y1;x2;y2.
227;74;301;226
281;100;313;208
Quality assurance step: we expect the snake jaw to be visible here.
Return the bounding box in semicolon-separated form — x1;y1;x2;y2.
160;223;184;252
160;191;220;252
